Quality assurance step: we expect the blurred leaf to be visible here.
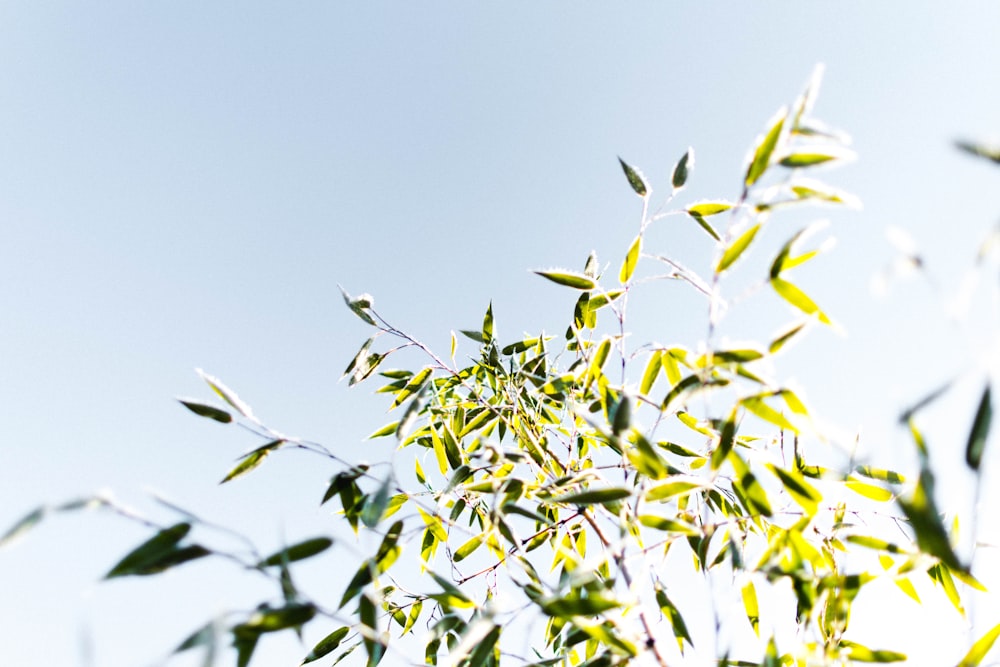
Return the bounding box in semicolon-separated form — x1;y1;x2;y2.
745;107;787;187
453;535;483;562
552;488;632;506
687;201;733;217
840;641;905;663
534;269;597;291
178;399;233;424
258;537;334;568
777;147;855;168
687;213;722;241
853;466;906;485
672;148;693;189
844;479;893;502
361;476;393;528
741;580;759;637
0;506;46;548
221;447;273;484
966;385;993;471
768;322;806;353
655;586;693;650
640;350;663;396
618;157;648;197
303;627;350;664
106;522;191;578
340;286;377;326
957;622;1000;667
768;464;820;515
716;223;761;273
237;603;316;636
541;595;621;617
197;369;255;420
956;139;1000;164
771;277;831;325
620;235;642;283
898;469;964;572
368;422;399;439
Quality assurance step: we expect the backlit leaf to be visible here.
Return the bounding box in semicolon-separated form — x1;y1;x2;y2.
106;523;191;578
534;270;597;291
197;369;254;420
620;235;641;283
552;488;632;506
618;157;648;197
672;148;693;189
966;385;992;471
771;277;832;325
687;201;732;217
303;627;350;664
716;223;761;274
258;537;334;567
178;399;233;424
957;622;1000;667
745;107;788;187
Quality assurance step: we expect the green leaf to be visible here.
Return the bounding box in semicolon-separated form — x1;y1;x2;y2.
845;535;907;554
767;464;820;515
620;235;641;283
957;622;1000;667
898;469;965;572
552;488;632;506
0;506;47;548
237;603;317;635
340;286;377;326
178;399;233;424
655;586;694;650
392;367;432;409
741;580;759;636
955;139;1000;165
966;384;993;471
778;147;854;168
716;223;761;273
618;157;648;197
768;322;806;354
541;595;621;617
586;290;623;311
840;641;905;663
368;422;399;439
258;537;334;568
361;476;392;528
741;394;798;433
853;466;906;485
771;277;831;325
453;535;483;562
844;479;893;502
745;107;787;187
303;627;350;664
105;523;191;578
671;148;693;189
645;478;706;502
638;516;700;535
534;269;597;291
221;447;272;484
686;201;733;217
197;369;255;420
482;302;494;344
687;213;722;241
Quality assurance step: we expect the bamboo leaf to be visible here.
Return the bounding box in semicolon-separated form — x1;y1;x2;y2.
258;538;334;568
533;269;597;291
716;223;761;274
672;148;693;189
303;627;350;664
957;622;1000;667
771;277;832;325
618;157;648;197
741;580;759;636
197;369;255;420
745;107;788;187
106;523;191;578
687;201;733;217
620;235;642;283
552;488;632;506
966;385;993;471
0;506;47;548
178;399;233;424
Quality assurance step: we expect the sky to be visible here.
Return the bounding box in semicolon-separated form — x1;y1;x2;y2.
0;3;998;666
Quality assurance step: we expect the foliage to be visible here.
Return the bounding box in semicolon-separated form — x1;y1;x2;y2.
4;68;998;667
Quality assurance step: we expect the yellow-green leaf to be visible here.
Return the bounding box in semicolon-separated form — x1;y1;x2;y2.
620;235;642;283
534;269;597;291
716;223;761;274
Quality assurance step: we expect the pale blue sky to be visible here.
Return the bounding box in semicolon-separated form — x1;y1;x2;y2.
1;4;998;666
